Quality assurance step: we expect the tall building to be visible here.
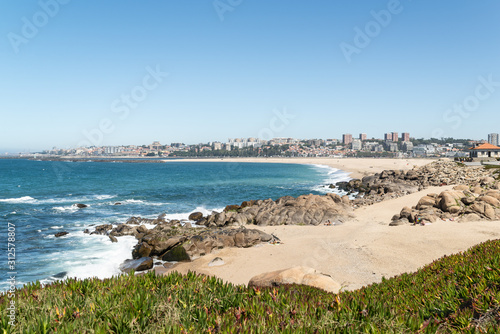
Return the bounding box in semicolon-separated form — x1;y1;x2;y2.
342;134;353;145
391;132;399;142
488;133;499;146
359;133;367;141
401;132;410;142
351;139;362;150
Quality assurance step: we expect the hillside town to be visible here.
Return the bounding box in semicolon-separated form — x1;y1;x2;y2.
32;132;500;160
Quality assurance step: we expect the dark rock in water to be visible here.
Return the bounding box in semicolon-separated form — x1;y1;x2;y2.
74;203;88;208
329;184;336;189
91;224;113;235
188;212;203;221
52;271;67;279
119;257;153;273
83;229;90;234
113;202;122;205
55;231;69;237
161;244;191;262
109;235;118;243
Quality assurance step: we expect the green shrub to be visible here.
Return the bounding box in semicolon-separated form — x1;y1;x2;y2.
2;240;499;333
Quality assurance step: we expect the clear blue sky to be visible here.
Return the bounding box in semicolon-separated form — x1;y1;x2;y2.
1;0;499;152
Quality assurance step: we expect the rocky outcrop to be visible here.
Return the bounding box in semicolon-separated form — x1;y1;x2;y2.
200;193;352;228
338;161;497;207
74;203;88;208
248;266;341;293
90;224;113;235
109;223;148;238
133;226;274;262
54;231;68;237
391;186;500;225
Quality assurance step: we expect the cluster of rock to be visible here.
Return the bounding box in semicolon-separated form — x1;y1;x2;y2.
390;178;500;226
334;160;496;207
88;217;275;272
85;193;353;273
197;193;353;228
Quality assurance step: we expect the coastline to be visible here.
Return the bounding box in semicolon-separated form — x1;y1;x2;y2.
164;184;500;291
163;157;436;179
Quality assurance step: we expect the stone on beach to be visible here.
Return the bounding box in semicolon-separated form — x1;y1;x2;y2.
119;257;153;273
208;257;225;267
248;266;341;293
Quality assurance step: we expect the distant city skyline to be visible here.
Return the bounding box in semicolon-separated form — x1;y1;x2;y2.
1;1;499;153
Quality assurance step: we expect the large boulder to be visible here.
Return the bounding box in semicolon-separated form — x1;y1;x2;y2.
416;196;436;209
461;213;481;222
132;242;153;259
119;257;153;273
478;195;500;207
188;212;204;221
480;176;496;186
470;202;496;219
161;244;191;262
141;235;187;256
485;190;500;201
438;191;465;214
248;266;340;293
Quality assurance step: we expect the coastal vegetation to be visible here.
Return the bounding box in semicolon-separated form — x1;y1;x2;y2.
2;239;499;333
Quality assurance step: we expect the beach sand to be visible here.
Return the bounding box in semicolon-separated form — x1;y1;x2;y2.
163;158;500;292
167;157;435;179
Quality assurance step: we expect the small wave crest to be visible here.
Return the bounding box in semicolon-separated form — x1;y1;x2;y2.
53;206;78;213
0;196;35;203
309;164;352;194
121;199;170;206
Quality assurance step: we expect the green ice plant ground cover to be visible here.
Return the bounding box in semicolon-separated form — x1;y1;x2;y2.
1;239;499;333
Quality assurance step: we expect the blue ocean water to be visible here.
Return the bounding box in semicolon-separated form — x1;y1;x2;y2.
0;159;350;290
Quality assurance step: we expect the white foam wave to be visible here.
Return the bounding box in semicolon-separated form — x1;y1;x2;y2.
159;206;224;221
50;225;64;229
1;194;118;205
122;199;145;204
53;206;78;213
0;196;35;203
94;195;117;200
121;199;170;206
309;164;352;194
64;235;137;281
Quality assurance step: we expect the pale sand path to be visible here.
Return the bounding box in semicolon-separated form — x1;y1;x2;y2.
165;157;435;179
166;185;500;291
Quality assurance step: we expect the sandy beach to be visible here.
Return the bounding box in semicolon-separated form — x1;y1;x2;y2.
164;158;500;292
167;157;435;179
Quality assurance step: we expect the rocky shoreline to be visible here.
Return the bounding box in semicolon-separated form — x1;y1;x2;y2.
82;159;499;275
